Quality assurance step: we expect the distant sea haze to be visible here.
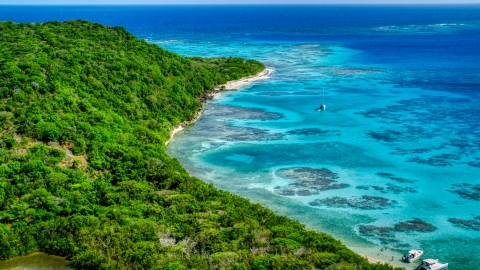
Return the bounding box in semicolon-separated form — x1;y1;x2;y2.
3;5;480;269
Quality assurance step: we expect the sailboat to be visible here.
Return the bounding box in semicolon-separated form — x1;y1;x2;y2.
318;87;326;111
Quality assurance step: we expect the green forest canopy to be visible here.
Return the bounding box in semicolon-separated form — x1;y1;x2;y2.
0;20;403;270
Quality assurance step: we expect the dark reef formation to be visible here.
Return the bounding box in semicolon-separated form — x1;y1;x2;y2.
392;145;446;156
256;91;325;96
407;154;456;167
224;127;284;141
355;172;417;194
449;183;480;201
356;184;416;194
256;91;291;96
286;128;340;137
192;104;285;141
366;130;402;142
355;96;480;169
467;161;480;168
359;225;394;238
448;217;480;231
310;195;394;210
394;218;437;232
376;172;416;183
314;66;380;77
273;167;349;196
358;218;437;248
207;104;283;121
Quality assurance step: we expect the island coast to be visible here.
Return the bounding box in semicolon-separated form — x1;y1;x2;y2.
165;68;272;146
164;66;398;269
1;20;401;269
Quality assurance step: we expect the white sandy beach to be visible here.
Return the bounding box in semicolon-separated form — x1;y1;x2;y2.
165;126;185;146
165;68;272;146
218;68;271;90
364;254;388;264
359;252;409;269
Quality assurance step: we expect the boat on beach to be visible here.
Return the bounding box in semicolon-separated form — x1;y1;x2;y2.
416;259;449;270
402;249;423;263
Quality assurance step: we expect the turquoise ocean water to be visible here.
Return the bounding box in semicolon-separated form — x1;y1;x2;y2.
2;5;479;269
165;42;480;269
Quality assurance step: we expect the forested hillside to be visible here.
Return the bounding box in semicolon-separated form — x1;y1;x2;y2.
0;20;402;270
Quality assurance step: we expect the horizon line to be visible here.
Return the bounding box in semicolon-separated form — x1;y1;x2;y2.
2;3;480;6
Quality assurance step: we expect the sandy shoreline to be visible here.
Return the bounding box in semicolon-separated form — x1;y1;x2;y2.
218;67;271;91
358;252;408;268
164;68;400;268
165;68;272;146
363;254;389;264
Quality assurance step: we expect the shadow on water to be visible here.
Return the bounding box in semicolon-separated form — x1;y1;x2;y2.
0;252;71;270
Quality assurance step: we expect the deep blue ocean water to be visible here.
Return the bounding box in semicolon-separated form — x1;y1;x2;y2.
1;5;480;269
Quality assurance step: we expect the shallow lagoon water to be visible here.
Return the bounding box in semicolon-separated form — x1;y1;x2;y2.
1;5;480;269
163;26;480;270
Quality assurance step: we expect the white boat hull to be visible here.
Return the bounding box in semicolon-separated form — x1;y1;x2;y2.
416;259;448;270
435;263;448;270
404;250;423;263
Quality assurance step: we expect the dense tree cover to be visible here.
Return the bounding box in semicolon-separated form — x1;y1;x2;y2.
0;20;402;269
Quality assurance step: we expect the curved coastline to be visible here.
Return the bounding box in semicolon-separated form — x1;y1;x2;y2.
1;20;404;269
164;67;396;268
165;68;272;146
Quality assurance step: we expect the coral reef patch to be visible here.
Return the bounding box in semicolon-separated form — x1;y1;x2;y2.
392;145;446;156
366;130;402;142
315;66;380;76
448;217;480;231
224;127;284;141
355;96;480;169
255;92;291;96
189;104;285;141
286;128;340;137
358;218;436;248
207;104;283;121
376;172;416;183
355;184;416;194
310;195;394;210
467;161;480;168
407;154;456;167
359;225;394;238
449;183;480;201
194;120;284;142
273;167;349;196
256;91;326;96
394;218;437;232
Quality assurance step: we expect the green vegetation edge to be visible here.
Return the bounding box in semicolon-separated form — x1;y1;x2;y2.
0;20;403;270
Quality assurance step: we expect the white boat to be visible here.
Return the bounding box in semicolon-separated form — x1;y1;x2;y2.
317;87;326;111
402;249;424;263
416;259;449;270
